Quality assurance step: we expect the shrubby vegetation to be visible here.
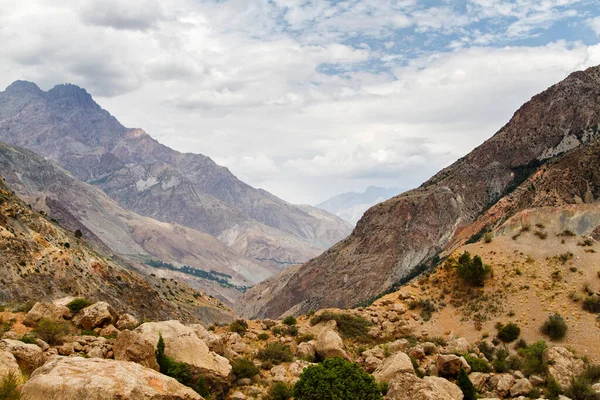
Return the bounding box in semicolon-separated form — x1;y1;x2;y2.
267;382;293;400
456;368;477;400
0;372;20;400
229;319;248;335
496;322;521;343
293;357;382;400
541;314;568;340
448;252;492;286
231;358;259;380
66;298;92;314
34;318;71;345
257;342;293;365
309;312;371;339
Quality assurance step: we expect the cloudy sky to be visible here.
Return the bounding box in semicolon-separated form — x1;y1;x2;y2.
1;0;599;204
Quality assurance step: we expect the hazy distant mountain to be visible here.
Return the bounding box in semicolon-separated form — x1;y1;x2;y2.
0;81;352;272
315;186;404;224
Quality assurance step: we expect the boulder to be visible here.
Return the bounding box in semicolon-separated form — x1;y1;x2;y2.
116;314;139;330
386;372;463;400
510;378;533;397
23;302;70;327
544;346;586;390
99;324;119;337
436;354;471;377
314;328;349;360
114;330;159;370
488;373;515;398
0;350;20;377
445;338;470;354
134;321;231;382
296;341;316;361
0;339;44;372
20;357;202;400
189;324;224;354
373;351;415;383
468;372;489;392
72;302;119;331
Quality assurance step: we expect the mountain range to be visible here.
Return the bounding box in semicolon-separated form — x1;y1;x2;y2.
238;65;600;318
315;186;404;224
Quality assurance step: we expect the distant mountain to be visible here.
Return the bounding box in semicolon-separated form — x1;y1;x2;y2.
316;186;404;224
0;174;235;325
238;65;600;318
0;81;352;272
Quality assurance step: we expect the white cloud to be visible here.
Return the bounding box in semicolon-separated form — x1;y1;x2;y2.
589;16;600;36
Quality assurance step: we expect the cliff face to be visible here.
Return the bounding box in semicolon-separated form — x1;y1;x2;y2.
239;66;600;318
0;81;352;268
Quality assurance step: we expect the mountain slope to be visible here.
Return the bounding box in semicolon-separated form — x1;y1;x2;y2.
238;65;600;318
0;81;351;267
316;186;403;224
0;175;234;324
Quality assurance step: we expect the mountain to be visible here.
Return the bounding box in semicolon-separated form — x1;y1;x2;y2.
0;81;352;271
0;174;235;324
0;142;278;304
315;186;404;224
238;65;600;318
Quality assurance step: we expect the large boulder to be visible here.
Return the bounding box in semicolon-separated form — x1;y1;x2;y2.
114;330;159;371
314;328;349;360
436;354;471;377
510;378;533;397
0;349;20;377
488;373;515;398
386;372;463;400
544;346;586;390
188;324;224;354
134;321;231;382
72;302;119;331
372;351;415;383
0;339;44;372
116;314;139;330
23;302;71;327
20;357;203;400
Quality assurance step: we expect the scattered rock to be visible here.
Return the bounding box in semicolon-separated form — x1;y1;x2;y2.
436;354;471;377
23;302;70;327
115;314;139;330
314;328;349;360
544;346;586;390
386;372;463;400
510;378;533;397
488;373;515;398
373;351;415;383
296;341;316;361
72;302;119;331
99;324;119;338
0;339;44;372
113;330;159;370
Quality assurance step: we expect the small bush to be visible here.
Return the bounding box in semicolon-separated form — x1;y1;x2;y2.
293;357;382;400
19;333;37;344
483;232;493;243
309;312;371;339
496;322;521;343
267;382;294;400
541;314;568;340
545;377;563;400
229;319;248;335
452;252;492;286
492;348;508;373
296;334;314;344
34;318;71;345
565;376;599;400
0;372;20;400
534;230;548;240
519;341;547;376
282;316;297;326
66;298;92;314
456;368;477;400
583;296;600;313
257;342;293;365
463;354;492;373
258;332;269;340
232;358;260;380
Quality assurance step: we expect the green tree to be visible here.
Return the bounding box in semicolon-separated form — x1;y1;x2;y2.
456;368;477;400
454;252;491;286
293;357;382;400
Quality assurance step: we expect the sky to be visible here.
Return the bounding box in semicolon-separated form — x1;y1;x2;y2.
1;0;600;204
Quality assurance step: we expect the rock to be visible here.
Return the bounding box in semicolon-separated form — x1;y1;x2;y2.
529;374;545;387
23;302;70;327
388;339;410;353
373;351;415;383
87;347;104;359
364;356;382;373
270;365;287;382
436;354;471;377
510;378;533;397
363;346;385;359
58;343;74;356
99;324;119;337
0;339;44;372
289;361;311;377
134;321;231;383
592;382;600;395
445;338;470;354
227;333;248;354
2;331;18;340
114;330;159;370
386;372;464;400
35;339;49;351
314;328;349;360
237;378;252;386
189;324;224;354
0;350;20;377
72;302;119;330
488;373;515;398
296;341;316;361
231;392;246;400
20;357;202;400
115;314;139;330
544;346;586;390
468;372;489;392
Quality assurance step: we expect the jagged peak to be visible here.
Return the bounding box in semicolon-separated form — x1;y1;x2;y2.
46;83;100;109
4;80;43;95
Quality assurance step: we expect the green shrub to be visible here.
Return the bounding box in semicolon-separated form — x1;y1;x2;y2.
565;376;599;400
463;354;492;373
492;348;509;373
33;318;71;345
483;232;493;243
257;342;293;365
309;312;371;339
229;319;248;335
232;358;260;380
456;368;477;400
541;314;568;340
283;316;297;326
66;298;92;314
0;372;20;400
545;377;563;400
258;332;269;340
296;334;314;344
293;357;382;400
267;382;294;400
379;381;389;396
453;252;492;286
19;333;37;344
519;341;547;376
496;322;521;343
582;296;600;313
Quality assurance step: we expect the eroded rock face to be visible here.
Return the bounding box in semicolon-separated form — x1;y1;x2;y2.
0;340;44;372
544;346;586;390
20;357;203;400
372;351;414;383
72;302;119;331
23;302;71;327
386;372;464;400
134;320;231;381
114;330;159;371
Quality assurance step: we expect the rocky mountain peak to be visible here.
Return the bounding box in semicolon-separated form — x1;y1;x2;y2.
4;80;43;95
46;83;100;110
